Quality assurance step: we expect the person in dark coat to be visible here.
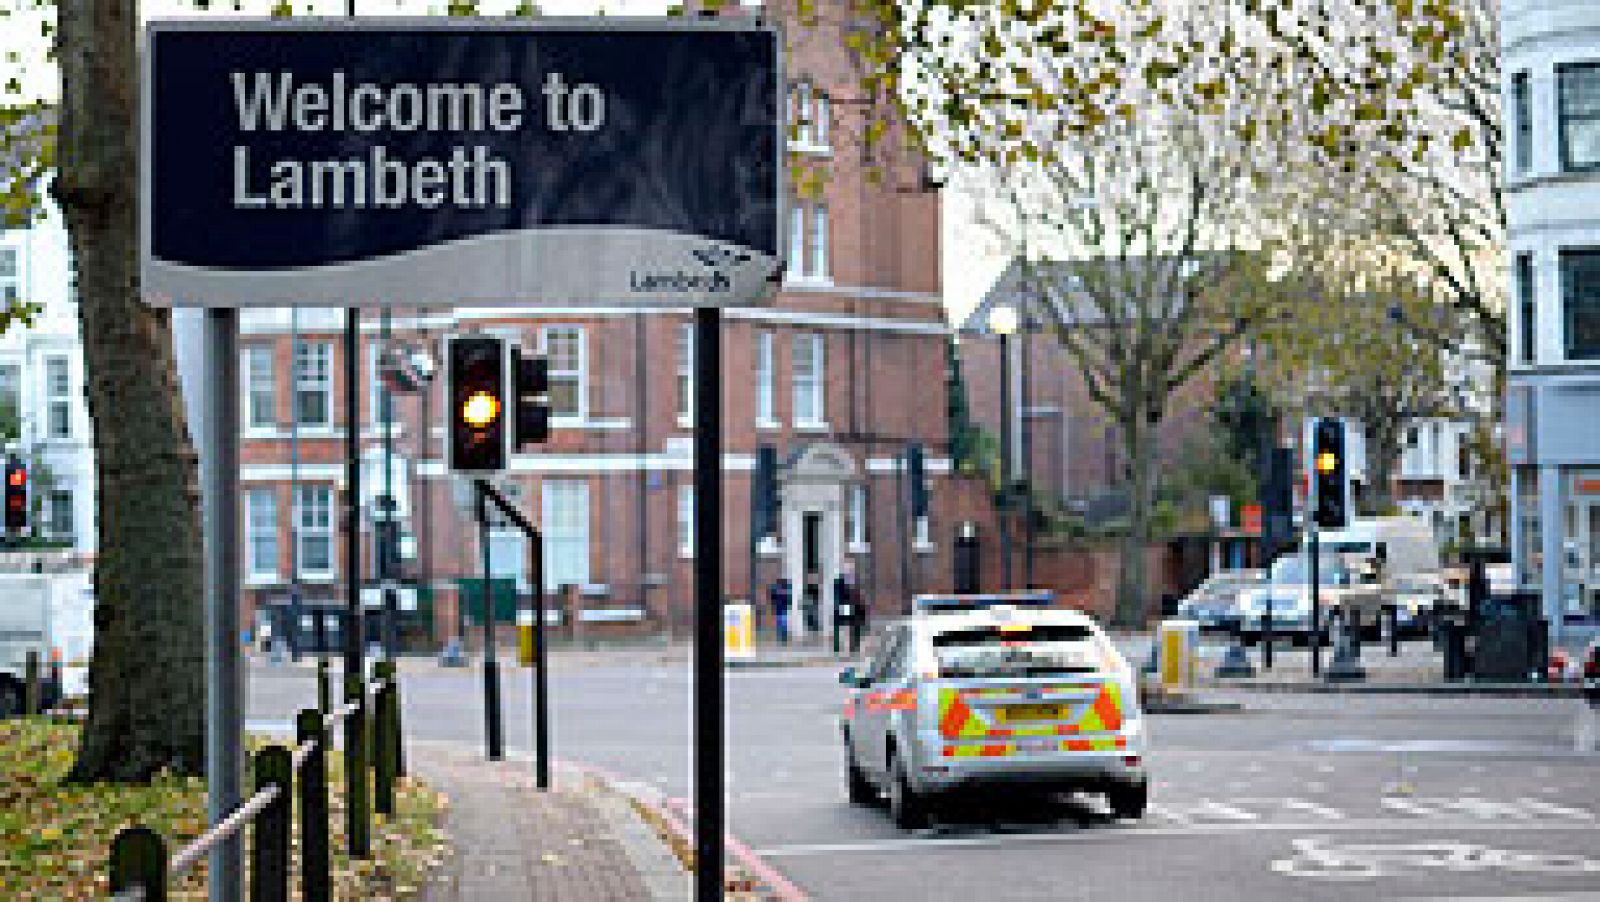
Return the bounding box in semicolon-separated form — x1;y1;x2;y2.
832;567;865;655
769;577;793;645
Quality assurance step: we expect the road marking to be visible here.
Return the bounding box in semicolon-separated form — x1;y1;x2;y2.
1282;800;1346;820
1150;800;1258;824
1273;837;1600;880
753;819;1600;859
1381;797;1596;821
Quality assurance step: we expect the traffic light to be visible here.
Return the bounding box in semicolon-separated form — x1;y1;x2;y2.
906;443;928;519
446;335;509;473
512;348;551;448
4;458;26;533
1309;418;1349;530
753;445;779;538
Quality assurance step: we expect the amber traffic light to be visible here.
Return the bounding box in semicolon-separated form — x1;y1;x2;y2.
446;336;509;473
1310;418;1348;530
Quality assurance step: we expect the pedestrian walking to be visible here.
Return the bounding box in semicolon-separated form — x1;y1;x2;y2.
832;566;864;655
770;577;793;645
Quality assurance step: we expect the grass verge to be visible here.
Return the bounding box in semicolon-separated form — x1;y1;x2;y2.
0;717;449;900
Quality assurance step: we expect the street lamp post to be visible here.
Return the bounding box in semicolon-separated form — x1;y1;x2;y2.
990;305;1019;591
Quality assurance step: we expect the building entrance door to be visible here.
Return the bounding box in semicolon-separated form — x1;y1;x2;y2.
1568;485;1600;621
779;442;858;641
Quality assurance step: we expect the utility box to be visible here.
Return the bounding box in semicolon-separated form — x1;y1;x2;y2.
1158;619;1200;692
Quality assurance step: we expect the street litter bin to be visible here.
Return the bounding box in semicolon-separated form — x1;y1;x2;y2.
1158;619;1200;692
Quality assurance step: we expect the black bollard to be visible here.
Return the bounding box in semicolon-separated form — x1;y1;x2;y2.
109;826;168;902
296;709;330;902
1261;600;1274;671
250;746;291;902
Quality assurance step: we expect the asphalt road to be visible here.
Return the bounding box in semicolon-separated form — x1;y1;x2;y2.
249;657;1600;901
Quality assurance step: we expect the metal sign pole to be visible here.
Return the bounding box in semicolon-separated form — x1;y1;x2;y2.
204;307;243;902
531;527;549;790
693;307;724;902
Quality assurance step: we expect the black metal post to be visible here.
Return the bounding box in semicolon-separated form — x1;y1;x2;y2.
1262;598;1274;671
342;309;368;860
250;746;291;902
380;309;399;660
1388;604;1401;657
316;657;329;716
23;649;39;715
344;674;370;858
109;826;168;902
373;661;396;816
295;708;330;902
531;528;550;790
693;307;724;902
998;331;1013;590
895;451;911;608
478;483;504;761
1310;529;1322;678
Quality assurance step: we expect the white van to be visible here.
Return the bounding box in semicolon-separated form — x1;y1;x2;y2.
0;570;94;716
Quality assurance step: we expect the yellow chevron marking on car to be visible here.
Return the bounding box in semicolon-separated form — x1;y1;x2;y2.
937;682;1125;741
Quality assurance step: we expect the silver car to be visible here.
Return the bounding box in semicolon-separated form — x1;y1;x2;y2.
839;594;1148;828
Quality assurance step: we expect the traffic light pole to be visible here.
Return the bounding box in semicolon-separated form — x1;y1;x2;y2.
473;479;550;789
477;486;504;761
1310;526;1322;678
693;307;724;902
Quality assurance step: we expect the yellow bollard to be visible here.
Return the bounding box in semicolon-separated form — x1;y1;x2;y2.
517;610;535;667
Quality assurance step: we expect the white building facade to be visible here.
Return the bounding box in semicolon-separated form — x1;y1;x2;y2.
1505;0;1600;643
0;200;96;553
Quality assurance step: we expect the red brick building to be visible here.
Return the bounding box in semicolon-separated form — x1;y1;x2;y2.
236;4;970;648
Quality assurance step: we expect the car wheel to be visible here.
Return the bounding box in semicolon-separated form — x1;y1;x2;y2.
1107;780;1148;820
0;679;23;720
844;735;877;806
887;750;928;829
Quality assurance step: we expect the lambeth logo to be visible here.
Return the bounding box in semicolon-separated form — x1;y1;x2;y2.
690;247;752;268
628;246;741;294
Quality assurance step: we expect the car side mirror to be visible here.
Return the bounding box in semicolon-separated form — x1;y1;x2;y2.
839;667;867;688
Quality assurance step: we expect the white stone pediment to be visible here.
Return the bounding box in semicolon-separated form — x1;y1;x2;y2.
783;442;858;483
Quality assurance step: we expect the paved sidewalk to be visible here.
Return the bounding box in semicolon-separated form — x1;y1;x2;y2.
412;741;688;902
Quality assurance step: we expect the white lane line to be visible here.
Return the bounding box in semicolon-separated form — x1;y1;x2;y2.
1282;799;1346;820
754;819;1600;859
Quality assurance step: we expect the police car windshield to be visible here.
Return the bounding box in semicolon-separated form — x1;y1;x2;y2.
931;624;1099;678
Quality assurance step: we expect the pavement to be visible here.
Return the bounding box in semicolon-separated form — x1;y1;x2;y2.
413;740;688;902
246;650;1600;902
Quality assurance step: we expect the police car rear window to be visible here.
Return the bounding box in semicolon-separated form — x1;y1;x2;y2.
932;624;1099;678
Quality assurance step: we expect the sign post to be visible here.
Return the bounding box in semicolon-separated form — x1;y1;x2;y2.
143;20;780;902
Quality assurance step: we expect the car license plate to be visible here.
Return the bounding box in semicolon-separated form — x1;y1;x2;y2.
1017;739;1055;755
1000;704;1067;723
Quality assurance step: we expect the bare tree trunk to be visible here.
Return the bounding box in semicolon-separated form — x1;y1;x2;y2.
1115;420;1155;628
57;0;207;781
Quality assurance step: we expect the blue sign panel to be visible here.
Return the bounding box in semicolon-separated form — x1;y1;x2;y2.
141;19;782;308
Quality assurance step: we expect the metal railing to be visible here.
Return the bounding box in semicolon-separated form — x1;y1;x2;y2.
107;660;405;901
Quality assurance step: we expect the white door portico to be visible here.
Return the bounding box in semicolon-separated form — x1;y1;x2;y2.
779;442;857;639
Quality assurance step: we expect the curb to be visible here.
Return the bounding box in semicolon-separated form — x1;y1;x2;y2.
558;759;810;902
1211;680;1583;698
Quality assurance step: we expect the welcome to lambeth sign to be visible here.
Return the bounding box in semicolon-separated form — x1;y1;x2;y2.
141;19;782;308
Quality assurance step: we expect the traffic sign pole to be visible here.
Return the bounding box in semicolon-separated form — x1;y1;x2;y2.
693;307;724;902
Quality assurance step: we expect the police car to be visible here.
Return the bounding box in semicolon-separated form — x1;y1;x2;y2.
839;593;1148;828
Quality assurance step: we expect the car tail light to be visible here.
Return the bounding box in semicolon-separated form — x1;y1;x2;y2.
1123;756;1142;767
1586;656;1599;679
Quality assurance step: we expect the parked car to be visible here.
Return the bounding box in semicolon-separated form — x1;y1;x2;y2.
1176;569;1265;633
1385;573;1448;637
1237;555;1366;645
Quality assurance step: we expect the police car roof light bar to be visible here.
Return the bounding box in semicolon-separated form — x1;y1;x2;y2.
913;592;1055;613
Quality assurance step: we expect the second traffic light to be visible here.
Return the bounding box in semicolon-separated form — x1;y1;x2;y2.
1309;417;1350;531
512;348;551;448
